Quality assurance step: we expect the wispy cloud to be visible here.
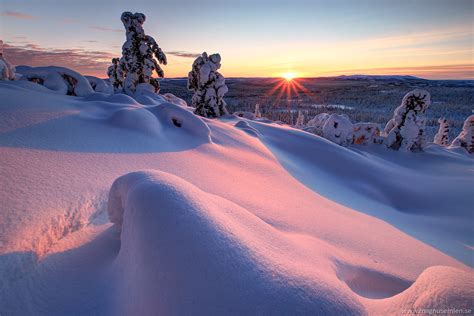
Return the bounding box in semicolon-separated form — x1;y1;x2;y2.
166;51;200;58
1;11;36;20
1;42;198;78
3;42;115;77
89;26;122;33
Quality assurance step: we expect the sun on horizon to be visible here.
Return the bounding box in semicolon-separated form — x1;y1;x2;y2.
282;72;296;81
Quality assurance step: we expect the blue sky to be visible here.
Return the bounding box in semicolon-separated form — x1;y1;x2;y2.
1;0;473;78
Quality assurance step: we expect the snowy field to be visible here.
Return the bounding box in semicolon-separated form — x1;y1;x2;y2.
0;78;473;315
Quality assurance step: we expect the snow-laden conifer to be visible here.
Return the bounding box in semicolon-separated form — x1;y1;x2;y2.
109;12;167;95
451;115;474;153
433;117;449;146
384;89;431;151
107;58;124;91
188;52;228;118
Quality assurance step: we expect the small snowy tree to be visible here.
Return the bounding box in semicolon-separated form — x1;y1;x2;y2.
254;104;262;118
0;40;15;80
433;117;449;146
384;89;431;151
188;52;228;118
107;58;124;91
295;110;305;128
451;115;474;153
109;12;167;95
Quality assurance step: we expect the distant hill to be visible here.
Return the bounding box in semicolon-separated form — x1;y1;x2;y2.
336;74;424;81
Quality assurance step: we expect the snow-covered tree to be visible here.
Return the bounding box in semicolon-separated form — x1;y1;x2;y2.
433;117;449;146
295;110;305;128
0;40;15;80
322;114;354;146
384;89;431;151
107;58;124;91
451;115;474;153
110;12;167;95
188;52;228;118
254;104;262;118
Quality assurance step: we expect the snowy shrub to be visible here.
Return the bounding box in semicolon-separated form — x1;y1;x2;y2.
188;52;228;118
254;104;262;118
19;66;93;96
305;113;330;136
451;115;474;153
110;12;167;95
294;110;305;129
353;123;382;145
322;114;354;146
0;40;15;80
433;117;450;146
85;76;114;94
384;89;431;151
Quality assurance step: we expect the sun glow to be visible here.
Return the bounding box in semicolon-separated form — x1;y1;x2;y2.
282;72;295;81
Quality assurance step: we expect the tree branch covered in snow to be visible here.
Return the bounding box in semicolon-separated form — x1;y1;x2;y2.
108;12;167;95
188;52;228;118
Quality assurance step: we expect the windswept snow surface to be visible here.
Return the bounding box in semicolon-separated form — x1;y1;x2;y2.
0;80;472;315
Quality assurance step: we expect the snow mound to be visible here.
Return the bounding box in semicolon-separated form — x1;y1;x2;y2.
234;120;261;137
107;107;162;137
106;101;211;142
108;170;363;315
17;66;94;96
85;76;114;94
322;114;354;146
369;266;474;315
162;93;188;107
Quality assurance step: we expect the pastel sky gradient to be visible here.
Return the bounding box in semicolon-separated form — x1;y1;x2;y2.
1;0;473;79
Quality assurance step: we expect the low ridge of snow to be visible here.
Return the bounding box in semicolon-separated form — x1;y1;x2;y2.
0;80;472;314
